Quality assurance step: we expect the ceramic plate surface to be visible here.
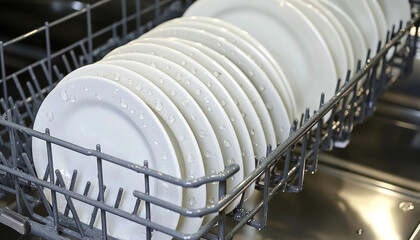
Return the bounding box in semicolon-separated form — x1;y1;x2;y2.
100;59;220;233
157;18;296;120
323;0;379;56
378;0;411;55
103;49;244;213
318;0;368;86
134;37;259;200
142;26;290;144
183;16;297;119
33;75;182;239
185;0;337;119
302;0;355;76
288;0;349;82
58;64;207;231
176;37;277;150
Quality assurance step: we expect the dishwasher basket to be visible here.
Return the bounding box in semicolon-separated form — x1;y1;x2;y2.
0;0;419;239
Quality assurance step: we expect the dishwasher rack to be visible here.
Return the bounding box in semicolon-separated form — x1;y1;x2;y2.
0;0;419;239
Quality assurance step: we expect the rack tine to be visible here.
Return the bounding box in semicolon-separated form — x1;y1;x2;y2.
45;128;59;232
88;185;106;228
86;4;93;64
308;93;324;173
96;144;107;239
114;188;124;209
144;160;152;240
135;0;142;36
70;50;80;69
53;65;64;81
154;0;161;24
64;170;78;217
40;61;53;92
7;110;22;214
0;41;8;109
21;153;53;216
55;170;85;238
45;22;53;91
12;74;34;121
121;0;128;43
26;81;40;109
61;54;72;74
282;120;297;192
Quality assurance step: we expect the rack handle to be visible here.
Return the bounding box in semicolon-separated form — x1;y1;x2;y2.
0;207;30;235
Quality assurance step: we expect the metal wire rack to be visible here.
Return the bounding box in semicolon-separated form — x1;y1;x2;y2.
0;0;419;239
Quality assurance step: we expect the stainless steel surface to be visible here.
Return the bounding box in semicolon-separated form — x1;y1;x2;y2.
229;164;420;240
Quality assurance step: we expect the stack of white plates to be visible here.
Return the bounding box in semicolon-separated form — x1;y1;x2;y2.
31;0;411;239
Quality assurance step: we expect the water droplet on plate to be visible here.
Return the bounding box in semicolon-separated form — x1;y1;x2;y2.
181;60;187;66
187;154;194;163
95;94;102;100
227;158;235;164
46;111;54;121
178;134;185;142
241;112;247;118
135;83;143;91
191;115;197;121
69;95;76;103
154;100;163;112
250;129;255;135
143;123;148;128
120;100;128;109
114;73;120;81
185;79;191;85
195;89;202;96
170;90;177;96
181;98;189;106
162;153;168;160
84;86;89;92
266;103;273;111
212;71;221;78
205;152;212;158
60;89;68;101
219;125;226;130
176;73;183;81
206;82;212;88
199;129;207;138
139;114;145;120
259;85;265;91
248;70;254;76
130;109;135;114
221;100;227;106
191;69;197;75
127;79;133;85
223;139;231;148
204;97;211;104
153;139;159;145
168;114;176;124
188;197;197;207
207;106;212;112
166;66;171;71
150;62;157;68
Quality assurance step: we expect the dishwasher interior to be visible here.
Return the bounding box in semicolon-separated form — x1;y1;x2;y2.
0;0;419;239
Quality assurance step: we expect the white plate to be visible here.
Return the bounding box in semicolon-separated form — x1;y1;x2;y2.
367;0;388;47
103;50;244;213
318;0;368;86
99;59;219;233
288;0;349;83
184;16;297;119
176;38;277;150
110;40;253;199
378;0;411;55
157;17;296;121
302;0;355;76
134;37;259;200
324;0;379;56
142;26;291;144
185;0;337;120
58;64;207;233
33;76;182;239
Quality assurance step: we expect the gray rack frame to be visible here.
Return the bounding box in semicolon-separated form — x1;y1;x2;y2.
0;0;419;239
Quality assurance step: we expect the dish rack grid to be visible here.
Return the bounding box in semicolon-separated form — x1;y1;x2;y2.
0;0;419;239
